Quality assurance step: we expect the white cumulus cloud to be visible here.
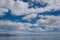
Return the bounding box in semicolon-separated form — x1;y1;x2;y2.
37;15;60;30
0;0;60;16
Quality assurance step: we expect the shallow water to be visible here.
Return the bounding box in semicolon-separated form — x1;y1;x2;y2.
0;32;60;40
0;36;60;40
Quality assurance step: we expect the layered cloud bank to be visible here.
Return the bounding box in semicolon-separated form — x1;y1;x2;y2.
0;0;60;33
0;15;60;32
0;20;46;32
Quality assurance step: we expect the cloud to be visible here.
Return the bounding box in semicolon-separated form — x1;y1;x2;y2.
0;0;60;16
0;0;29;16
0;15;60;33
22;13;37;21
0;20;31;30
0;0;60;33
0;20;48;33
37;15;60;30
0;7;8;16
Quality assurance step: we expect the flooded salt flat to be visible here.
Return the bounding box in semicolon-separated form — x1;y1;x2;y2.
0;32;60;40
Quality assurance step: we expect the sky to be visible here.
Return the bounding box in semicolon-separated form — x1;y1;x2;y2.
0;0;60;33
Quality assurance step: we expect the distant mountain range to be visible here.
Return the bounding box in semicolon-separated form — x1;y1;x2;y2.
0;33;17;37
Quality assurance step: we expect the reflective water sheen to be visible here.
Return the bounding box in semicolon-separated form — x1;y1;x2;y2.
0;32;60;40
